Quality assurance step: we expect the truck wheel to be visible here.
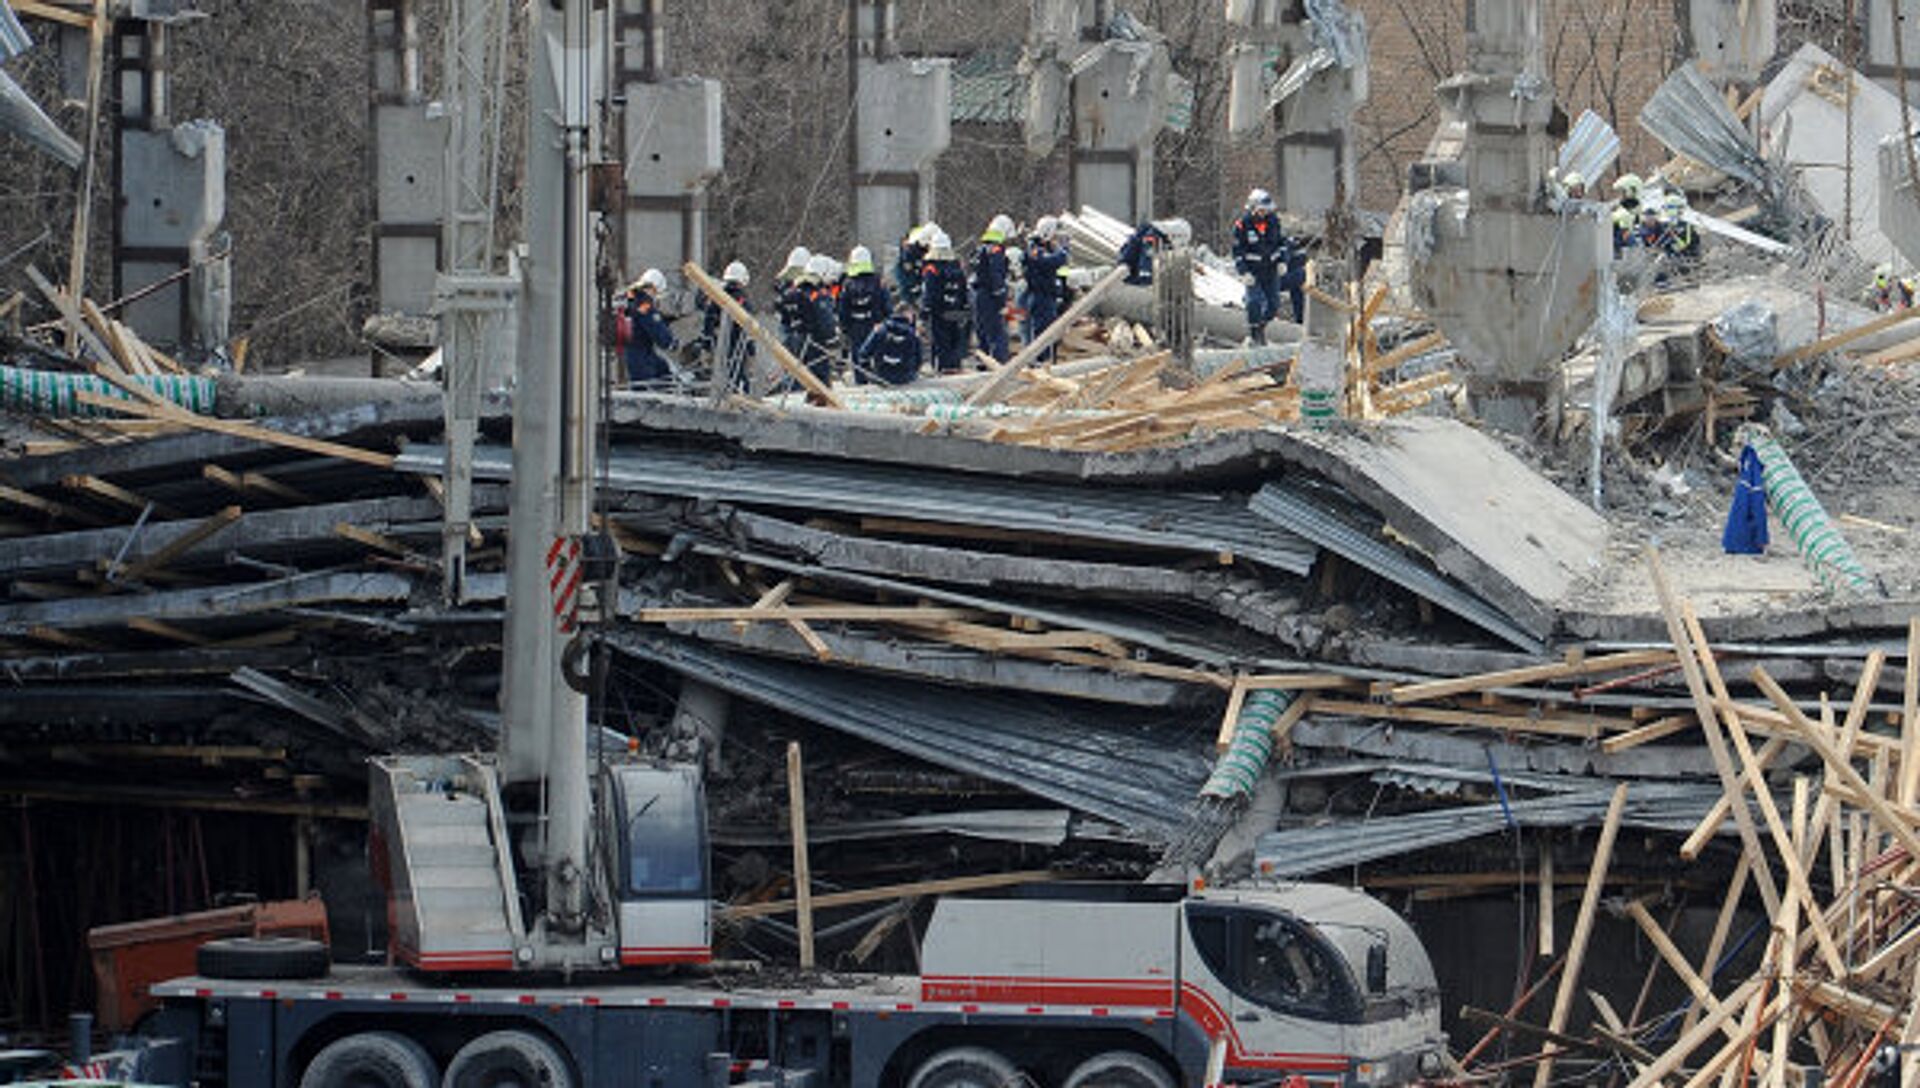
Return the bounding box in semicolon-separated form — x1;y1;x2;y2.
299;1032;437;1088
906;1046;1022;1088
444;1030;575;1088
196;936;330;980
1063;1050;1175;1088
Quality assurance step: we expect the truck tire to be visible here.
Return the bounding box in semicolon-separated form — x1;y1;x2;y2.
196;936;330;980
299;1032;437;1088
444;1030;575;1088
1063;1050;1175;1088
906;1046;1023;1088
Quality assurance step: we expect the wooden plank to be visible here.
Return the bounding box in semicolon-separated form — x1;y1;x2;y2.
9;0;94;28
59;474;177;519
115;505;241;583
1774;306;1920;369
0;484;106;526
640;604;975;624
1532;782;1629;1088
683;262;842;408
786;741;815;970
333;522;410;557
1600;714;1693;754
1389;649;1676;704
1216;676;1250;752
1644;548;1784;917
717;869;1057;921
24;265;115;366
963;266;1131;408
1240;672;1356;692
1682;604;1847;979
1365;331;1449;379
1312;698;1635;740
73;392;398;468
1683;853;1751;1036
1010;646;1234;689
1621;975;1766;1088
61;0;109;352
1903;618;1920;807
1626;899;1733;1027
1754;666;1920;863
1538;836;1555;957
126;617;210;646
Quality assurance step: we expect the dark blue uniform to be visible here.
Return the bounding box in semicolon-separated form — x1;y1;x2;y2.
895;237;927;308
1117;223;1168;286
856;313;923;386
969;241;1012;362
700;282;755;391
921;260;972;374
776;282;838;388
837;272;890;383
1021;236;1069;362
1232;210;1289;335
623;292;676;384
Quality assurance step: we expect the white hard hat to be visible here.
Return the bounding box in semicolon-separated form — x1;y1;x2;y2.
638;268;667;293
722;261;750;286
986;214;1015;240
805;253;834;279
848;245;872;267
928;229;953;252
1562;171;1585;190
783;246;812;272
1035;216;1060;240
1248;187;1274;210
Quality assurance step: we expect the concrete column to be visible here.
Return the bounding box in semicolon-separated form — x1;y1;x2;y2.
112;14;230;359
1408;0;1608;433
1272;4;1368;225
367;0;445;320
1069;40;1168;223
618;0;723;290
1864;0;1920;104
1686;0;1775;87
849;0;951;255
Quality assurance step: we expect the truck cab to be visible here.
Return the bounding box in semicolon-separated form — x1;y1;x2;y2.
918;882;1445;1086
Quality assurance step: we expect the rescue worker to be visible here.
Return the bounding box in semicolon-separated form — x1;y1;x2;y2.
856;303;924;386
1117;221;1169;286
1868;265;1916;310
1021;216;1070;363
1634;204;1669;251
1662;191;1700;270
895;224;933;308
800;254;841;386
1613;173;1644;216
838;245;891;383
622;268;676;386
1558;170;1587;200
1232;188;1288;341
775;247;816;367
699;260;756;392
1611;205;1638;257
970;214;1015;362
920;229;972;374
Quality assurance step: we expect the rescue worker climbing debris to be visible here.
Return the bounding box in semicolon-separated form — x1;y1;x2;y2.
838;245;890;383
1233;188;1288;341
921;229;972;374
622;268;676;386
971;214;1014;363
699;261;755;392
856;303;924;386
1021;216;1069;363
1117;221;1169;286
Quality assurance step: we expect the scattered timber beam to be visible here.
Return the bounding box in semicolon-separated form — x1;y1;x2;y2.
74;391;397;468
1366;331;1449;379
963;266;1130;408
62;0;109;350
1774;306;1920;369
126;617;211;645
1755;667;1920;863
1462;1006;1654;1064
719;869;1057;921
1532;782;1629;1088
684;261;842;407
0;483;106;527
1389;650;1676;704
59;474;178;519
787;742;815;970
115;505;241;584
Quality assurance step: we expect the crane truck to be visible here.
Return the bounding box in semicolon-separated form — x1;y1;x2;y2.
130;2;1449;1085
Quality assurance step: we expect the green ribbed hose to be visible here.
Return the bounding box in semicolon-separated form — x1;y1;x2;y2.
1201;688;1297;801
1740;426;1875;596
0;364;214;417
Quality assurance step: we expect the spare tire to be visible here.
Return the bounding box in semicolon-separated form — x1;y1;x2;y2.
196;936;330;980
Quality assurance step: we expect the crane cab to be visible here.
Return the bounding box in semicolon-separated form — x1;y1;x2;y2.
601;762;711;967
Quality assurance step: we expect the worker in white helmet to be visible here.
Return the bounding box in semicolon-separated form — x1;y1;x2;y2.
920;229;971;374
1612;173;1643;215
895;223;937;307
621;268;676;386
1233;188;1289;337
1021;215;1070;362
971;214;1016;362
699;261;755;391
839;245;891;383
779;246;812;286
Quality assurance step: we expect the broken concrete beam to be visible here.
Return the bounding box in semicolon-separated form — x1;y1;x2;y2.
0;571;416;634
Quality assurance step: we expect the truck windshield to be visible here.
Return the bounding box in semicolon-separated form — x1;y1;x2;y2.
623;780;705;896
1187;905;1363;1023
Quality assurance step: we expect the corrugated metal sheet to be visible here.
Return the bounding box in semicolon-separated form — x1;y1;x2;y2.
1639;62;1772;191
401;444;1319;576
1558;109;1621;185
1248;482;1543;652
1254;782;1726;877
610;630;1211;839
